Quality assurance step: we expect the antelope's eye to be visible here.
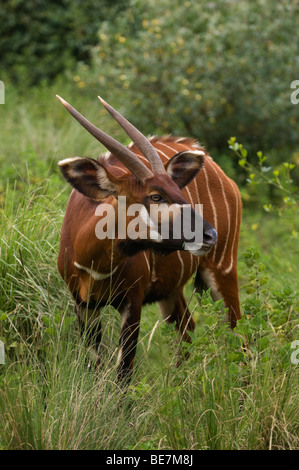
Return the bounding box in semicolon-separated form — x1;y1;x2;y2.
150;193;162;202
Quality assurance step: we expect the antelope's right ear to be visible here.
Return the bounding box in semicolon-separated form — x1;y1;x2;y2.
58;157;118;200
165;150;205;189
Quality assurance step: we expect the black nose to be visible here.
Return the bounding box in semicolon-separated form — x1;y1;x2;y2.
203;227;217;246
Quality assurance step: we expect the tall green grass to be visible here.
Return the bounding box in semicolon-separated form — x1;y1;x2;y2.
0;177;298;449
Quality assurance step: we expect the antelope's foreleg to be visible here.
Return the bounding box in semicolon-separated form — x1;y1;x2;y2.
159;291;195;343
75;301;102;366
198;268;242;329
117;302;142;384
159;291;195;365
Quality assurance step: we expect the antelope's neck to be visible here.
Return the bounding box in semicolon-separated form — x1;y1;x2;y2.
74;196;128;275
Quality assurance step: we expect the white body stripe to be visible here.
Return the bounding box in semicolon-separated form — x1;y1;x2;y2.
189;252;194;277
74;261;118;280
176;251;185;287
112;165;128;174
155;148;170;159
193;178;201;206
184;185;194;207
143;251;150;275
156;143;196;206
156;141;177;155
205;158;231;269
151;252;158;282
201;166;218;261
131;150;149;165
223;179;240;274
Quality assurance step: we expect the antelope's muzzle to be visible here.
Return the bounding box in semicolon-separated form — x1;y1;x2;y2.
182;207;217;256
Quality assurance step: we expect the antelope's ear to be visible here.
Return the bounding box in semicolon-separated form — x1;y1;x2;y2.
165;150;205;189
58;157;118;200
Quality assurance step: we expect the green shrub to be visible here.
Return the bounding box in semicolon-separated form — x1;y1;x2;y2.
228;137;299;210
78;0;299;159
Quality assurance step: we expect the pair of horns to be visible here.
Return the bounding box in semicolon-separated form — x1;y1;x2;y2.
56;95;166;180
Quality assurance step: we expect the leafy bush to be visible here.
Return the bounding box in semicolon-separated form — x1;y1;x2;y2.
228;137;299;211
0;0;124;85
78;0;299;159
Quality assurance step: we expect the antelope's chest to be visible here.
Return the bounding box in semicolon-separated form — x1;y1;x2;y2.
144;251;198;302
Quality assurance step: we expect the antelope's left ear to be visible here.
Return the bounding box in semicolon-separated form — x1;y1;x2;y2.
58;157;119;200
165;150;205;189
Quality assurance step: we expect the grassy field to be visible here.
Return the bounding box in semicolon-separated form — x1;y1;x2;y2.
0;85;298;450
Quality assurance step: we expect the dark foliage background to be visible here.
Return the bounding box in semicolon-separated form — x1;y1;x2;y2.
0;0;124;85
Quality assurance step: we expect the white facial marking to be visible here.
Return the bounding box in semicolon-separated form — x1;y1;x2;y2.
139;205;163;242
58;156;82;166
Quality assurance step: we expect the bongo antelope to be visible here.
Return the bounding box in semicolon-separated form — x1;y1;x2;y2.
57;95;242;382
